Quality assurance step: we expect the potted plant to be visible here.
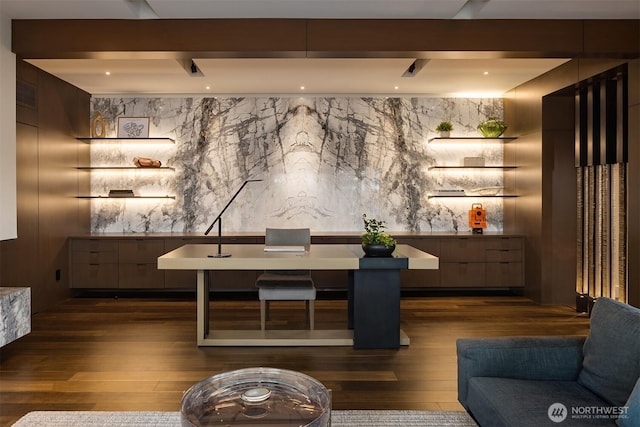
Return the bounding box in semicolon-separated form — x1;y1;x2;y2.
361;214;397;257
435;121;454;138
477;118;507;137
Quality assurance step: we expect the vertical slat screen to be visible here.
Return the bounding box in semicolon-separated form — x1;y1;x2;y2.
575;65;628;307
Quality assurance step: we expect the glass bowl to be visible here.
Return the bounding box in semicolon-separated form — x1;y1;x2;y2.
180;367;331;426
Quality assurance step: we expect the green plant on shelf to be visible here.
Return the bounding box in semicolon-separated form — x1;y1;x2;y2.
435;121;454;132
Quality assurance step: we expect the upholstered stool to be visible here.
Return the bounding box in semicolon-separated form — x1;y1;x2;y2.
258;284;316;331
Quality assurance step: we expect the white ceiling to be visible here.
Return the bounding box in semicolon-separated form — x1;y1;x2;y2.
3;0;638;96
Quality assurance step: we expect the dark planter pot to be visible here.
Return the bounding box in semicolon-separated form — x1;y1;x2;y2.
362;243;396;257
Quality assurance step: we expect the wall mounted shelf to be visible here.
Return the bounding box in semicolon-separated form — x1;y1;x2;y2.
428;166;516;170
77;136;175;200
428;136;517;143
77;137;175;144
77;195;176;199
428;195;518;198
77;166;175;171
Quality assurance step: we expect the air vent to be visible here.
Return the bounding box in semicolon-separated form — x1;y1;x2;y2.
16;80;37;109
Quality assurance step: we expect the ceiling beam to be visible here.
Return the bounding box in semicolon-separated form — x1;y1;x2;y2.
12;19;640;60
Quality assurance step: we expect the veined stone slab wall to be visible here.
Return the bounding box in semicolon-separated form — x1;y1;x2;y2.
90;96;505;233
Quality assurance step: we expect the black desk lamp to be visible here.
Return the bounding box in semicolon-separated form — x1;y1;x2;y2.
204;179;263;257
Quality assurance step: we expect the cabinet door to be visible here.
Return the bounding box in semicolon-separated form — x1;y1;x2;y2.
485;237;522;250
118;239;165;289
486;249;522;262
70;238;119;288
440;238;485;262
440;262;486;287
486;262;523;287
119;239;165;263
118;263;165;289
72;262;118;288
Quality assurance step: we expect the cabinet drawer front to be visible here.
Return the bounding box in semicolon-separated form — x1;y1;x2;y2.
73;250;118;264
486;262;523;287
440;262;486;287
118;263;165;288
485;237;523;250
486;249;522;262
71;263;118;288
165;270;197;289
72;239;118;252
440;239;485;262
118;240;165;262
401;269;441;288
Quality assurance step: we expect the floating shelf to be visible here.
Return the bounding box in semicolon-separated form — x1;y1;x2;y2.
77;166;175;171
428;136;517;143
77;195;176;199
77;137;175;144
428;194;518;198
428;165;516;170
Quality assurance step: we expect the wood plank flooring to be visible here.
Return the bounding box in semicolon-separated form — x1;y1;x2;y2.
0;295;590;426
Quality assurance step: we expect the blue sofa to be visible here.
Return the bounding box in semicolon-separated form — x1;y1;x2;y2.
457;298;640;427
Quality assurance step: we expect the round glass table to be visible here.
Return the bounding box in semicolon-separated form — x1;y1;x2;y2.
180;367;331;426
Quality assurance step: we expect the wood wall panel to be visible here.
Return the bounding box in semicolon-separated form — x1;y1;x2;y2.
0;61;90;313
0;124;39;291
627;71;640;307
583;20;640;56
507;58;639;306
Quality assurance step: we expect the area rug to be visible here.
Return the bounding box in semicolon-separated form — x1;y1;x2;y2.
13;410;478;426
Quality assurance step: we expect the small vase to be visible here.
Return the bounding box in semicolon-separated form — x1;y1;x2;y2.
438;131;450;138
362;243;396;257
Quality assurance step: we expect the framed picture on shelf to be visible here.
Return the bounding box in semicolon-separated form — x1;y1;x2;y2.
117;117;150;138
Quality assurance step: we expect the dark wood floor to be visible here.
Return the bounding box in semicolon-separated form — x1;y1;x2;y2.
0;295;590;426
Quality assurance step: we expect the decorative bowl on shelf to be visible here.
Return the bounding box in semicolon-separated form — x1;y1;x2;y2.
477;118;507;137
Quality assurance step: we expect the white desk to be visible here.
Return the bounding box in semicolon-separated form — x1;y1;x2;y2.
158;244;438;348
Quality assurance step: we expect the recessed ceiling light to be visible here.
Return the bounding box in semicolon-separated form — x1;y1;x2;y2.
483;71;489;76
394;86;399;90
300;85;305;90
105;71;111;76
205;86;211;90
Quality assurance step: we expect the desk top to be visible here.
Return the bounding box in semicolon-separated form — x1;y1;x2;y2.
158;244;438;271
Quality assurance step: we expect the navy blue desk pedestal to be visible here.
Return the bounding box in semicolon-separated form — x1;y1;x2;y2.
348;256;407;349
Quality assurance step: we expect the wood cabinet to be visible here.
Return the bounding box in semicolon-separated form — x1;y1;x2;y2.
69;234;524;291
439;236;523;288
70;239;118;288
118;239;165;288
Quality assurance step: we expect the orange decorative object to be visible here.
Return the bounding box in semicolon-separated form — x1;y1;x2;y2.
469;203;487;234
133;157;162;168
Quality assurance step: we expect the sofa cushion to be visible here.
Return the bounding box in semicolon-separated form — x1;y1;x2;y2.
578;298;640;406
467;377;617;427
617;377;640;427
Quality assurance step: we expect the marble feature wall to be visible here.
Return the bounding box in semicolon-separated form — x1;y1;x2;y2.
90;97;505;233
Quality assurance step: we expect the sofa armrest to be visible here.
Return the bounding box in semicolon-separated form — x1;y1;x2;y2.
457;336;586;410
